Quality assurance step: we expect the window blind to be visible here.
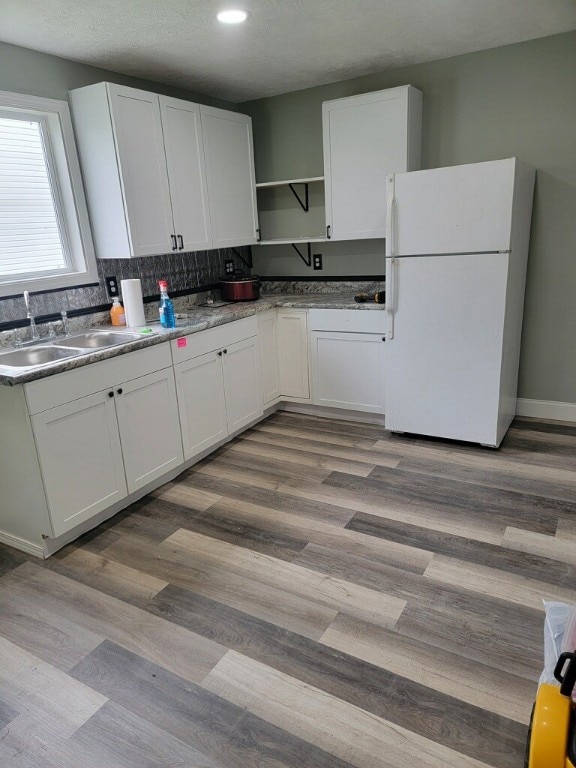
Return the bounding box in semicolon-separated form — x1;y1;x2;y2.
0;116;67;278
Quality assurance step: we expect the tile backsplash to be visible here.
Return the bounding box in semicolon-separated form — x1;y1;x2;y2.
0;247;251;328
260;280;384;295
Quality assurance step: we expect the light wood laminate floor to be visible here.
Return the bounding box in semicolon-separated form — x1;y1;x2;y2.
1;412;576;767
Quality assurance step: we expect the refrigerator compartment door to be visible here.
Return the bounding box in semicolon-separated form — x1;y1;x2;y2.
392;158;516;256
385;252;509;445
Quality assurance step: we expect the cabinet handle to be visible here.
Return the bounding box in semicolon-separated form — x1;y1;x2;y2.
170;234;177;251
217;350;223;357
117;388;123;395
256;228;261;242
326;225;331;239
382;337;386;342
178;234;184;250
108;391;114;398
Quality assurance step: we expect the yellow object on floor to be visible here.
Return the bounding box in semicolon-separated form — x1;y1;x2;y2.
527;683;575;767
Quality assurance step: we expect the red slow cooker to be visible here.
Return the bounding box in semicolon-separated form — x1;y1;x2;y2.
220;273;261;301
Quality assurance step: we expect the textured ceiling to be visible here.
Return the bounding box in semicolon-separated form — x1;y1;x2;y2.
1;0;576;102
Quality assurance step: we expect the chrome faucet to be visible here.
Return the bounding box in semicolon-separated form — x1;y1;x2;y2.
23;291;40;341
60;310;69;337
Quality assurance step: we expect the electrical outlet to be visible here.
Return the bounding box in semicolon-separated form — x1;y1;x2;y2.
313;253;323;270
224;259;234;274
105;276;119;297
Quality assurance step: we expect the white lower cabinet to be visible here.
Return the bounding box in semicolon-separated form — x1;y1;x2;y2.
311;331;386;413
25;343;182;540
277;309;310;399
222;337;264;432
308;309;386;414
258;311;280;406
173;316;263;461
31;392;128;538
175;351;229;459
114;367;183;493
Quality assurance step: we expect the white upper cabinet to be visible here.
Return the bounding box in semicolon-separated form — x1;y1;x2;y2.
201;106;259;248
160;96;212;252
107;85;175;257
322;85;422;241
70;83;257;258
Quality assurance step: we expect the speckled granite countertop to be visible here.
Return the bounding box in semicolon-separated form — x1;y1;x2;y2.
0;293;385;386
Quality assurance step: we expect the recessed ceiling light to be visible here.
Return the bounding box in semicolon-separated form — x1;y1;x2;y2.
217;9;249;24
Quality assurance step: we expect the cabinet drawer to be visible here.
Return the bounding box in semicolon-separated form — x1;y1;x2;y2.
25;342;172;415
308;309;386;334
171;315;258;364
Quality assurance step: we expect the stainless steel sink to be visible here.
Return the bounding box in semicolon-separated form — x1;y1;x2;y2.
55;330;146;349
0;330;154;374
0;345;82;368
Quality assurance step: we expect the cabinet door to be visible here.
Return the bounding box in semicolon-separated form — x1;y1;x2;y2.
201;106;258;248
311;331;385;413
323;87;419;240
31;393;127;538
277;310;310;399
175;352;228;460
107;84;174;257
222;337;264;434
258;311;280;405
160;96;212;252
114;367;183;493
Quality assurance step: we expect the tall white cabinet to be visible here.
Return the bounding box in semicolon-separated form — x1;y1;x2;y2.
322;85;422;241
70;82;258;258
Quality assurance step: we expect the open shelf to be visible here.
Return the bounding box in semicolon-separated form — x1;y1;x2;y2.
255;176;324;189
256;177;326;264
258;236;326;245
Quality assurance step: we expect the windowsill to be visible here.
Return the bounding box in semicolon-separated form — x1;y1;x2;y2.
0;269;99;299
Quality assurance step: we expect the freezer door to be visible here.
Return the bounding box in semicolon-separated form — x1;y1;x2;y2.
392;158;516;256
385;252;509;445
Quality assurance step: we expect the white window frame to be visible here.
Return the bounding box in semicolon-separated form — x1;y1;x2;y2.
0;89;97;297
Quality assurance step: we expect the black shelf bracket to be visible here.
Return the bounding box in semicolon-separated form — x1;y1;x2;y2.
291;242;312;267
288;182;309;212
231;247;252;270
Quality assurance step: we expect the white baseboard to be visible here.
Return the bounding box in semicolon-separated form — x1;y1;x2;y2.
516;398;576;423
279;402;386;425
0;530;44;558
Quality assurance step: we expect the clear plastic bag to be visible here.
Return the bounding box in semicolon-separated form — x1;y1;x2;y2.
540;600;576;698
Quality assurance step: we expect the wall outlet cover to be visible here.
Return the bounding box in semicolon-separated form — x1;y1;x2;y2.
105;276;119;297
224;259;234;274
313;254;323;270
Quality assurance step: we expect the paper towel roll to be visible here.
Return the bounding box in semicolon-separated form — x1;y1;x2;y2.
121;279;146;327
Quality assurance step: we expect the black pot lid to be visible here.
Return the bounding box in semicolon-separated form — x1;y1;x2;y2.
220;274;259;283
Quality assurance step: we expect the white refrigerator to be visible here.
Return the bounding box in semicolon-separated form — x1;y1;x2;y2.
384;157;535;447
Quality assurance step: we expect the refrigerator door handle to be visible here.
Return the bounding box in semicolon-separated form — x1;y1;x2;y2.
386;175;396;339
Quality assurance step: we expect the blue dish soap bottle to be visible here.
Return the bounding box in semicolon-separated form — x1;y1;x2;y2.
158;280;176;328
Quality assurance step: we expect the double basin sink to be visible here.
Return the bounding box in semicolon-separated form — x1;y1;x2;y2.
0;330;150;370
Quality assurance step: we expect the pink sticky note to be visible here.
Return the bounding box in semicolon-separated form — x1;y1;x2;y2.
177;338;187;348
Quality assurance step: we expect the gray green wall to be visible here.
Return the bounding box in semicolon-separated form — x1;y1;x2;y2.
0;40;231;107
242;32;576;404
